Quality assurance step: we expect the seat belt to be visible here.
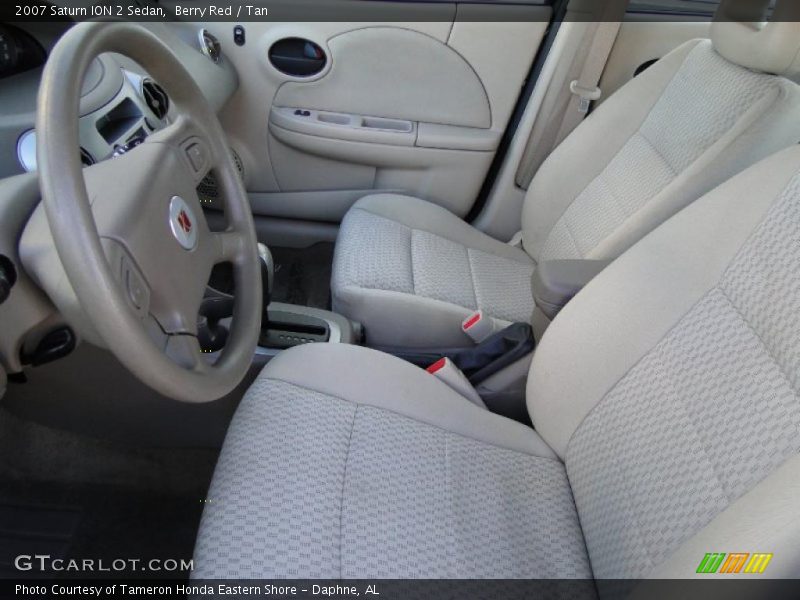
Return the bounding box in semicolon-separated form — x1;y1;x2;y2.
515;0;628;189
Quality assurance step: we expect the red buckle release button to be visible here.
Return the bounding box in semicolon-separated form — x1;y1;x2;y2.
426;358;447;374
461;310;498;344
463;312;482;331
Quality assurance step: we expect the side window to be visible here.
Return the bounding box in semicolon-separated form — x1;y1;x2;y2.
627;0;720;17
628;0;776;18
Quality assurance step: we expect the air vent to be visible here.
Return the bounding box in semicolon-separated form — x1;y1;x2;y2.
197;149;244;206
141;79;169;120
199;29;221;64
79;147;95;167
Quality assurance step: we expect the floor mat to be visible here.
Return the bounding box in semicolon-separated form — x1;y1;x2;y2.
0;480;202;580
270;242;334;310
0;406;216;582
0;495;80;577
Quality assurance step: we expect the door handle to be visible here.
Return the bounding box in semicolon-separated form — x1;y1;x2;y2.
269;38;326;77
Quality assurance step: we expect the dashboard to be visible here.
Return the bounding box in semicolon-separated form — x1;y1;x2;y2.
0;21;237;180
16;60;172;173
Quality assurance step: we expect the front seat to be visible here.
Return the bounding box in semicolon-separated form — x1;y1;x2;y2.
193;144;800;579
331;7;800;349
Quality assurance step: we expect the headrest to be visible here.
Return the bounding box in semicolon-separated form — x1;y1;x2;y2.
711;0;800;82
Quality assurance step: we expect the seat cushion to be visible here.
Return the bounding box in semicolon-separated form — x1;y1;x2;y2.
192;343;591;579
332;194;535;348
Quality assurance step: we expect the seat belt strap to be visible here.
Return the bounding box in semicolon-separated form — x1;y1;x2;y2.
552;17;623;146
515;0;628;190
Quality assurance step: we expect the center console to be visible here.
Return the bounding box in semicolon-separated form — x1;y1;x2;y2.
259;303;359;349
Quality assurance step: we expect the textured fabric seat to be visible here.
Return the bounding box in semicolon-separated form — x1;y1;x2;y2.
193;343;591;579
333;194;537;348
332;17;800;349
195;141;800;579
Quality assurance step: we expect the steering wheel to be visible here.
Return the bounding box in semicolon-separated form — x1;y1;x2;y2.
35;22;261;403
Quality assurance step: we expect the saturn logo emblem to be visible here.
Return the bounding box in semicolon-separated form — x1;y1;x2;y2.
169;196;198;250
177;209;193;234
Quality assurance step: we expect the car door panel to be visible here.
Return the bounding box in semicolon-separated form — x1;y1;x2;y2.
192;5;549;226
273;27;491;128
267;116;498;216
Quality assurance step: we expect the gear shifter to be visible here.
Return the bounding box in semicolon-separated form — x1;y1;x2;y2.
257;243;274;329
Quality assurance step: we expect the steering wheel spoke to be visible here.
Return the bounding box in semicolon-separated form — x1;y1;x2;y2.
165;334;211;374
212;230;247;264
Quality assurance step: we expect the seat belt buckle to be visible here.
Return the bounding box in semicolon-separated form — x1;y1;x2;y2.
569;80;602;114
426;357;485;408
461;310;502;344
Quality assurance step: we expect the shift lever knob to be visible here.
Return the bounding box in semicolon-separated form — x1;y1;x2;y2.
257;243;274;328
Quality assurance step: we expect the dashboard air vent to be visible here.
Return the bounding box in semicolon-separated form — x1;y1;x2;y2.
142;79;169;120
199;29;221;64
79;147;95;167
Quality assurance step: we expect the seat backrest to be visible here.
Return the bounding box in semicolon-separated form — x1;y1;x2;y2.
528;142;800;579
520;0;800;267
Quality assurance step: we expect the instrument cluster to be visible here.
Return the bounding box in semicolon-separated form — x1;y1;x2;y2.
0;24;46;79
